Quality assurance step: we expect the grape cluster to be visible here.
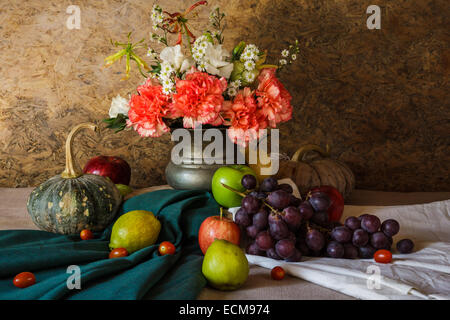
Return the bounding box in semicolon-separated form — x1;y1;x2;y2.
236;175;414;262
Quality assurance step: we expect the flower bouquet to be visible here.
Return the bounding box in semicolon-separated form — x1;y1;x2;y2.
104;1;299;147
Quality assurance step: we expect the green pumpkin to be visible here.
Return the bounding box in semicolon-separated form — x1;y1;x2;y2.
27;123;123;235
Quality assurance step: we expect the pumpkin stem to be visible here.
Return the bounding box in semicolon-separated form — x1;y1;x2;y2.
291;144;330;162
61;123;98;179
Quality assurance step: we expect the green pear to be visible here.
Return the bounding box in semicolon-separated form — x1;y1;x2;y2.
202;239;249;291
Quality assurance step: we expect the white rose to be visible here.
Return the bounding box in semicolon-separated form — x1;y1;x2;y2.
203;44;234;79
108;94;130;118
160;45;194;73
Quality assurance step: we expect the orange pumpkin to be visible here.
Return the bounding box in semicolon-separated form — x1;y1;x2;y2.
275;144;355;199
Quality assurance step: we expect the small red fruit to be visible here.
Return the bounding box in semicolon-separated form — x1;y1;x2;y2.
271;266;285;280
13;272;36;288
80;229;94;240
159;241;176;256
109;248;129;259
374;249;392;263
198;209;241;255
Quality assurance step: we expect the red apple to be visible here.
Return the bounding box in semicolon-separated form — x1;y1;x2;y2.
311;185;344;222
198;215;240;255
83;156;131;185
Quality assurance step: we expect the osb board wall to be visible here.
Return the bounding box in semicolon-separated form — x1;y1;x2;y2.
0;0;449;191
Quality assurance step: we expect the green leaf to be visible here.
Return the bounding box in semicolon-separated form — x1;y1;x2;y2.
103;114;128;133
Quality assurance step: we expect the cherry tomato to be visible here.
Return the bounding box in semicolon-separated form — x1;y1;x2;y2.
13;272;36;288
271;266;285;280
374;249;392;263
109;248;129;259
80;229;94;240
159;241;176;256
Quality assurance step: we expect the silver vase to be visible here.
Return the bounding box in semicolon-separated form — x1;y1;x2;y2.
165;128;240;191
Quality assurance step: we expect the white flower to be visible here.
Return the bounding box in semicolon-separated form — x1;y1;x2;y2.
241;50;257;61
230;80;241;88
244;60;255;71
279;59;287;65
162;86;172;95
227;87;237;97
291;54;297;61
281;49;289;57
159;45;194;73
108;94;129;118
201;43;234;79
244;71;256;83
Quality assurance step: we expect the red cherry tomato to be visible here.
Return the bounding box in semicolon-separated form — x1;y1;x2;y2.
109;248;129;259
271;266;285;280
374;249;392;263
80;229;94;240
13;272;36;288
159;241;176;256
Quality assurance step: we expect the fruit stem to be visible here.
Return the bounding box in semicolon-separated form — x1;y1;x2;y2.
61;123;98;179
220;207;223;220
220;182;247;197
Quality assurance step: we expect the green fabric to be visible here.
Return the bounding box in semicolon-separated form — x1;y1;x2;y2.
0;189;219;300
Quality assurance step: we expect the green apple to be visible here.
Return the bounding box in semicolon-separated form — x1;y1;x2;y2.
211;165;256;208
202;239;249;291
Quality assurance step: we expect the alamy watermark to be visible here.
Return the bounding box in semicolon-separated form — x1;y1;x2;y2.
170;127;279;176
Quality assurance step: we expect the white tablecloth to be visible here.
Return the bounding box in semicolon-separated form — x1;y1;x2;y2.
231;182;450;300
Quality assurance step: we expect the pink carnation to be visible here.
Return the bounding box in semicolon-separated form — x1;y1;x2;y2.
222;87;261;146
255;68;292;128
127;79;171;137
170;71;227;128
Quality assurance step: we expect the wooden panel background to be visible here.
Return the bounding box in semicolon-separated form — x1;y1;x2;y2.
0;0;449;191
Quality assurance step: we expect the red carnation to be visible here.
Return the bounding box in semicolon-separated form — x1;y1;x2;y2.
127;78;171;137
170;71;227;128
255;68;292;128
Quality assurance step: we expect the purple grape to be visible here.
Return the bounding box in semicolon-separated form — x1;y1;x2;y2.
331;221;343;228
269;215;290;240
361;215;381;233
352;229;369;247
275;239;295;258
358;214;369;221
267;190;291;210
298;201;314;220
256;231;274;250
381;219;400;237
253;208;269;230
246;242;264;255
331;226;352;243
281;206;302;231
311;210;329;227
285;249;302;262
306;229;325;251
266;247;282;260
358;245;376;259
396;239;414;253
249;191;267;200
260;177;278;192
289;195;302;207
384;236;393;250
235;208;251;227
246;225;259;238
308;192;331;211
370;231;389;249
326;241;345;258
241;174;257;190
344;216;361;231
343;243;359;259
277;183;293;194
241;195;261;214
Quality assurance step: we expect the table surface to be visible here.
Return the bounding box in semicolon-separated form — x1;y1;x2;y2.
1;187;449;300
